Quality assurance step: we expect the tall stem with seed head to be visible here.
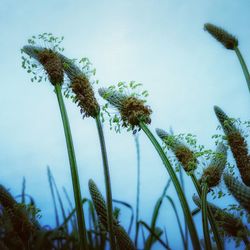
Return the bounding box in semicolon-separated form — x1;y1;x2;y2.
139;122;201;250
234;47;250;93
95;114;116;250
54;84;88;250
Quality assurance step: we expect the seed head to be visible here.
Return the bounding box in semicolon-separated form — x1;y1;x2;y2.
214;106;237;134
88;179;135;250
200;143;227;188
156;128;197;172
22;45;64;85
193;195;249;241
204;23;238;50
99;87;152;129
59;54;100;118
0;185;36;244
224;174;250;214
214;106;250;186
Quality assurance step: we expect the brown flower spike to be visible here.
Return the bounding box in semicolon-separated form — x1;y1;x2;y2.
214;106;250;186
59;55;100;118
22;46;64;85
99;88;152;129
200;143;227;188
156;128;197;172
204;23;238;50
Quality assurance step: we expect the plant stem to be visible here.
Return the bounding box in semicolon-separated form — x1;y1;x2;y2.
201;183;212;250
191;174;223;250
179;166;188;249
139;122;201;250
134;134;140;248
234;47;250;93
95;115;116;250
54;84;88;250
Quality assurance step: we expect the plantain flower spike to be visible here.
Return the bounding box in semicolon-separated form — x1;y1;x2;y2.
156;128;197;172
99;87;152;129
88;179;136;250
204;23;238;50
22;46;64;85
59;54;100;118
0;185;36;244
192;195;249;244
214;106;250;186
224;174;250;214
200;142;227;188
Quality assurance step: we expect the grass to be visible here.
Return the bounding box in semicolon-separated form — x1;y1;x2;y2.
2;22;248;249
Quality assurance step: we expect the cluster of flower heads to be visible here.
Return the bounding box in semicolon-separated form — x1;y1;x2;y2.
156;128;231;199
21;33;100;118
99;81;151;133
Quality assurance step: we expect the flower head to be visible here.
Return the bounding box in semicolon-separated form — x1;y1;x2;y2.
204;23;238;50
224;174;250;213
193;195;249;242
21;33;65;85
99;82;152;132
156;128;197;172
59;55;100;118
214;106;250;186
200;142;227;188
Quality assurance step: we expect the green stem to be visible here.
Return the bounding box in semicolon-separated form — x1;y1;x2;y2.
201;184;212;250
179;166;188;249
234;47;250;93
191;174;223;250
54;84;88;250
140;122;201;250
134;134;140;248
95;115;116;250
166;195;187;250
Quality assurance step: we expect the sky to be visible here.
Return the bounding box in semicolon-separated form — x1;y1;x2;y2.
0;0;250;249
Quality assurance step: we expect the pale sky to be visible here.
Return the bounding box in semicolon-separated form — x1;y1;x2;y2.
0;1;250;249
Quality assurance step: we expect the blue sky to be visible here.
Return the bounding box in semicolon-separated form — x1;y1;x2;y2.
0;1;250;249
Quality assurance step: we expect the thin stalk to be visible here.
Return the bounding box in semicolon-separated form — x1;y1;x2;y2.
201;184;212;250
139;221;171;250
139;122;201;250
134;134;140;248
146;179;171;250
179;166;188;248
191;174;223;250
95;115;116;250
166;195;187;250
54;84;88;250
234;47;250;93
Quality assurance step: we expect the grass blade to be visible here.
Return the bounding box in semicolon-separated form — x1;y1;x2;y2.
112;199;134;235
139;220;171;250
166;195;187;250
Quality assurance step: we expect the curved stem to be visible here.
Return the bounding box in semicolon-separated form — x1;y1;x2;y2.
139;122;201;250
201;184;212;250
95;115;116;250
54;84;88;250
134;134;140;248
234;47;250;93
191;174;223;250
